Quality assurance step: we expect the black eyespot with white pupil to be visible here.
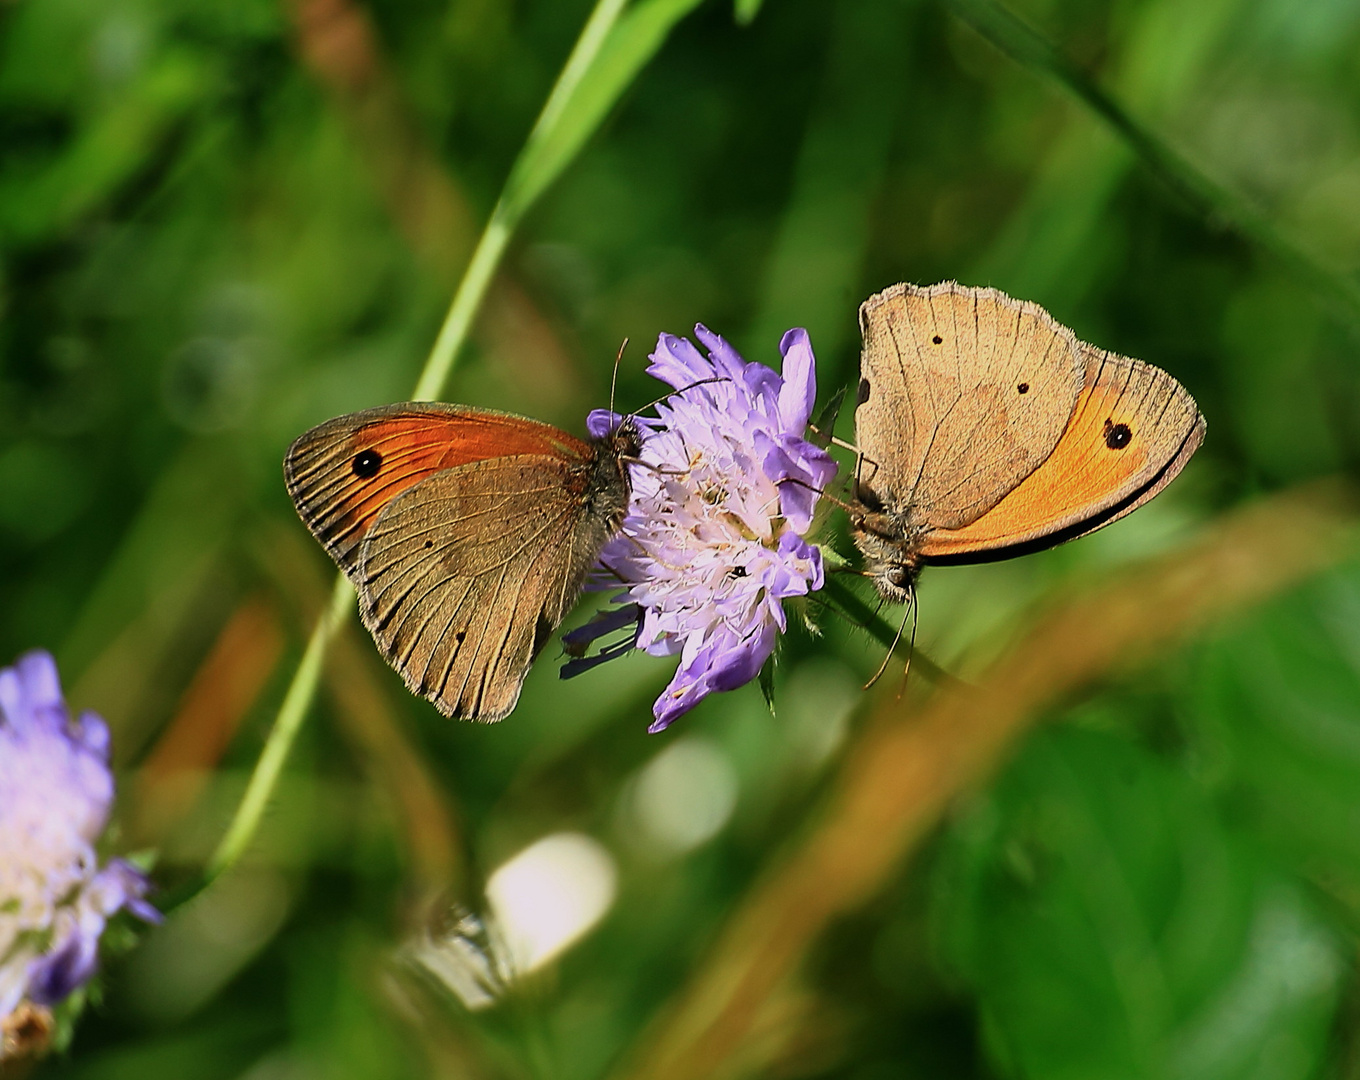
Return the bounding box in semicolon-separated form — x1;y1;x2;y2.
1104;420;1132;450
1017;382;1029;394
352;449;383;478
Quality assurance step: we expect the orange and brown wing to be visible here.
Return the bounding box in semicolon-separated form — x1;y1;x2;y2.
354;455;600;722
919;345;1204;562
284;402;591;574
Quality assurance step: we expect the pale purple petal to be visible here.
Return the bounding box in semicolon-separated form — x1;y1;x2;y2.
0;650;156;1027
587;409;620;439
776;328;817;433
564;327;837;727
692;325;748;384
648;332;713;389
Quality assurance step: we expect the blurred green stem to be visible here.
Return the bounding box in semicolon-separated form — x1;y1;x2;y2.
206;575;353;879
201;0;634;889
417;0;627;401
822;574;962;690
942;0;1360;334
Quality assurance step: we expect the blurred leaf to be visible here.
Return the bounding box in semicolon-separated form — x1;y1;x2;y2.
502;0;709;220
758;654;776;716
943;0;1360;339
934;726;1344;1080
1186;557;1360;906
619;489;1356;1080
733;0;764;27
0;46;210;243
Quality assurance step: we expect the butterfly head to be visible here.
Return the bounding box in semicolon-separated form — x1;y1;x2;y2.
581;414;646;534
606;415;645;464
849;480;924;605
851;523;923;605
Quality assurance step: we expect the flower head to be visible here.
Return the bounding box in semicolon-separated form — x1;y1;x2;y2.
0;651;158;1053
567;326;836;731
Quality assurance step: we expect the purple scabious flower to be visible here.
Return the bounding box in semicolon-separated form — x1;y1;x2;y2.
568;326;837;731
0;651;158;1045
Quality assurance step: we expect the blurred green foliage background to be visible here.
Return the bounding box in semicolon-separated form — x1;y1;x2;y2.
5;0;1360;1076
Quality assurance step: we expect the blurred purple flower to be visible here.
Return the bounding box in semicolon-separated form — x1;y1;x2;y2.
0;650;158;1047
567;326;836;731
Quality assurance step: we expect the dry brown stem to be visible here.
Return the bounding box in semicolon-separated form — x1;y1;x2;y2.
131;593;284;843
618;484;1359;1080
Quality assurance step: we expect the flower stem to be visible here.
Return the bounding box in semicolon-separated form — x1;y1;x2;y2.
413;214;512;402
820;573;962;689
201;0;633;886
205;575;353;881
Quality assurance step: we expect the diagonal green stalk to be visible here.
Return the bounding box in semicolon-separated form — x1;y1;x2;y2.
206;574;354;880
941;0;1360;336
200;0;643;891
821;574;963;690
416;0;628;401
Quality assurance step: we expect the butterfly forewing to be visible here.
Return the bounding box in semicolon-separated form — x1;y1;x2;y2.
284;402;635;723
285;403;593;571
856;282;1086;530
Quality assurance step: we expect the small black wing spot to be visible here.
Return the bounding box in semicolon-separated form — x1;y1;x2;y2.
1017;382;1029;394
931;335;943;345
857;377;871;405
1103;419;1133;450
352;449;383;478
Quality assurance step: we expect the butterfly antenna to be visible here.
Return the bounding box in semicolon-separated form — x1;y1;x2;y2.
863;595;913;691
895;582;919;700
631;376;729;418
620;377;731;476
610;338;627;422
779;474;855;513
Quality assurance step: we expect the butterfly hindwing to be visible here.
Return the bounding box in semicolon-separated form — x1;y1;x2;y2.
284;403;593;573
919;344;1205;560
355;454;606;722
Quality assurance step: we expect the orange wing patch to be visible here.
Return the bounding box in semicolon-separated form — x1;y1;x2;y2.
285;403;591;570
919;346;1203;559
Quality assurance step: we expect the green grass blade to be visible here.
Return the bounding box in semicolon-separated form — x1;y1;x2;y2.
502;0;711;223
205;0;708;888
420;0;707;401
204;574;353;883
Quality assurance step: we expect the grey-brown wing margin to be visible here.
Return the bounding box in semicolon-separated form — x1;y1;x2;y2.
354;455;590;722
